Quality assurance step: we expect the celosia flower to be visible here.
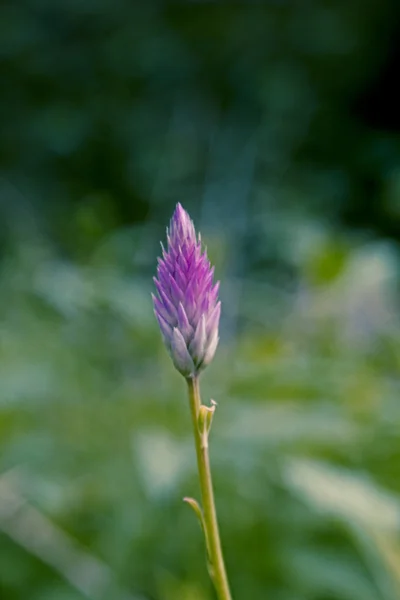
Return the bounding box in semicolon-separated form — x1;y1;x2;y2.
152;203;221;377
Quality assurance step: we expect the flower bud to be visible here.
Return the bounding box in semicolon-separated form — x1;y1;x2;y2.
153;203;221;377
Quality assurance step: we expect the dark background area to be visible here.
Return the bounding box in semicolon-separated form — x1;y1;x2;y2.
1;2;400;600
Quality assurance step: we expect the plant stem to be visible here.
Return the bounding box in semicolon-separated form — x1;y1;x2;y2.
186;376;233;600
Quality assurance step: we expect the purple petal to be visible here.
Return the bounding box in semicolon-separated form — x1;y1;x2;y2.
201;331;219;369
189;314;207;365
152;294;175;326
170;327;195;376
168;273;183;305
157;267;170;292
155;312;173;347
177;302;193;342
209;281;220;306
157;286;178;322
177;251;188;273
184;285;197;323
174;261;187;292
153;277;164;298
206;301;221;338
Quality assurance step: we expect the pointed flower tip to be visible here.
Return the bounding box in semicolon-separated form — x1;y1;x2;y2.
174;202;189;219
171;202;187;223
169;203;196;247
154;204;221;378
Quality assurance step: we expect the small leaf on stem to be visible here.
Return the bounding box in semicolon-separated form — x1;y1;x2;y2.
183;496;204;524
198;399;217;449
183;496;212;567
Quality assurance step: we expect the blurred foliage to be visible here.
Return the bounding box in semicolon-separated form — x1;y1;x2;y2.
1;1;400;600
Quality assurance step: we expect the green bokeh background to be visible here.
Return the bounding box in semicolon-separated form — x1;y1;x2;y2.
1;2;400;599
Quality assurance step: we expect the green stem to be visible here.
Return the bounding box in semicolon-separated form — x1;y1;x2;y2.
186;376;233;600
